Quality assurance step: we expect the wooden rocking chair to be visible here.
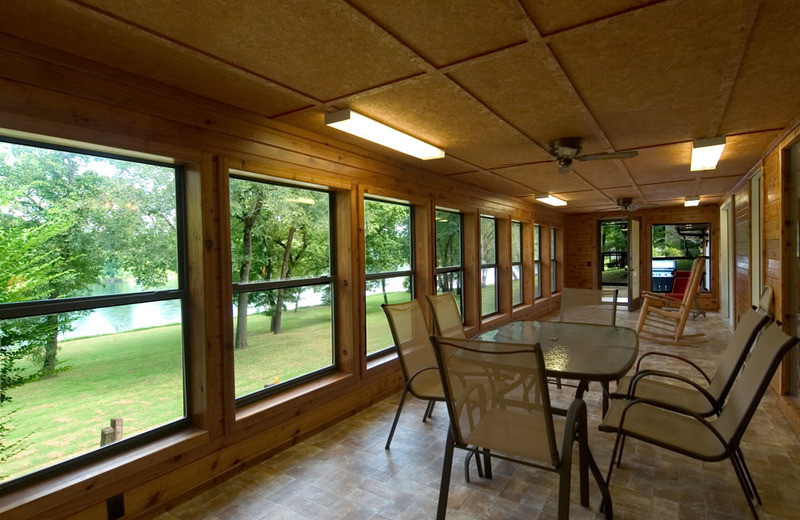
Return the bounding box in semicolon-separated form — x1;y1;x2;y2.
636;257;706;345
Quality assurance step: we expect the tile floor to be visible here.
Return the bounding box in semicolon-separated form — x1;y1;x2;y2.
157;311;800;519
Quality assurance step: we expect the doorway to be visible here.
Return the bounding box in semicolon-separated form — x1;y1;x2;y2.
788;142;800;400
598;220;628;303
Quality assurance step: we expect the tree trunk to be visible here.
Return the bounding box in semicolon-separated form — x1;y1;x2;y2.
42;314;59;377
234;195;262;350
381;278;388;305
271;227;296;334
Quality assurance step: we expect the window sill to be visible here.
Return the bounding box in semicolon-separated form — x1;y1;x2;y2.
366;350;398;371
511;304;533;319
235;372;355;430
480;313;508;331
0;427;209;517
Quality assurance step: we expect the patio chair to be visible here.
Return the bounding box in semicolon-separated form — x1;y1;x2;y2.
431;336;613;520
559;287;618;326
636;257;706;344
555;287;618;399
609;308;770;465
381;300;445;449
600;321;799;519
426;292;466;338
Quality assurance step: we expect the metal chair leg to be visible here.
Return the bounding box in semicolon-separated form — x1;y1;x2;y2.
384;386;410;450
437;429;455;520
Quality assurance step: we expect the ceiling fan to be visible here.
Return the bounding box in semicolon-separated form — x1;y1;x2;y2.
615;197;656;212
549;137;638;174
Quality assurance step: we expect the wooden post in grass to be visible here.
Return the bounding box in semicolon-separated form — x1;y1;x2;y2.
111;418;123;441
100;427;115;446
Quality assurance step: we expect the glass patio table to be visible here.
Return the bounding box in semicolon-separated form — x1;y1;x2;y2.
475;320;639;412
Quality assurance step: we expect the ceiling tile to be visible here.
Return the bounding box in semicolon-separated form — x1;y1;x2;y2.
702;131;779;178
548;0;749;150
699;175;745;196
639;179;697;201
0;0;311;116
572;160;634;189
720;1;800;134
451;170;533;197
494;163;593;194
447;43;602;148
325;75;545;169
37;0;424;101
520;0;655;36
626;142;696;185
346;0;527;67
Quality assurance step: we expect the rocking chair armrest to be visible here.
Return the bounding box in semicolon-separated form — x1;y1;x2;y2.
635;352;712;383
641;291;683;304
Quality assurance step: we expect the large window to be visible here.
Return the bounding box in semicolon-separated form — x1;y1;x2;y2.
481;216;498;316
0;139;186;487
551;227;559;293
651;223;710;293
511;221;523;306
229;176;334;403
435;209;463;312
364;198;413;356
534;225;542;298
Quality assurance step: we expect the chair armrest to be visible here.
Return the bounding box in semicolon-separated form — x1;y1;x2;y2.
642;292;683;304
628;369;718;412
561;398;586;460
635;352;711;383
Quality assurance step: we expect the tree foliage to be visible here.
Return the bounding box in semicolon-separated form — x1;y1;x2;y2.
229;179;330;345
0;144;177;375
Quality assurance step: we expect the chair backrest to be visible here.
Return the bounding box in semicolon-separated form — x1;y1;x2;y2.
706;308;771;402
426;292;466;338
559;287;618;326
757;285;774;318
681;257;706;306
430;335;560;467
382;300;438;387
715;322;799;447
667;271;691;298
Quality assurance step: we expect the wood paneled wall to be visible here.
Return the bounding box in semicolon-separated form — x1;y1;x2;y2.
0;36;567;520
733;186;751;324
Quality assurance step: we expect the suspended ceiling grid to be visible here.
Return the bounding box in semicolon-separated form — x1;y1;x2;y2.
0;0;798;212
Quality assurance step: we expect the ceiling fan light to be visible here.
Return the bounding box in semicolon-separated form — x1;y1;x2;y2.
325;109;445;160
690;136;726;171
536;194;567;207
684;197;701;207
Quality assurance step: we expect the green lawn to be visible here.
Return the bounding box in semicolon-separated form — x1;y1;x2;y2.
3;290;412;483
602;268;628;284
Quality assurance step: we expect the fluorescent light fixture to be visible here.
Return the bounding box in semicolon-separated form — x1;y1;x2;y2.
691;136;726;171
684;197;700;207
325;109;445;160
535;194;567;207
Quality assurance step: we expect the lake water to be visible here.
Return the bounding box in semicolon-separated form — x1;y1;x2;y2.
61;279;182;340
61;278;331;340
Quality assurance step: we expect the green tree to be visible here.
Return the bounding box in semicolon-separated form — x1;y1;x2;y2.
435;211;461;293
364;200;411;304
230;179;330;345
0;145;177;375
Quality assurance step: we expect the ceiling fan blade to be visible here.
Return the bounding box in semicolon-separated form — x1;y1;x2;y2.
578;150;639;161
